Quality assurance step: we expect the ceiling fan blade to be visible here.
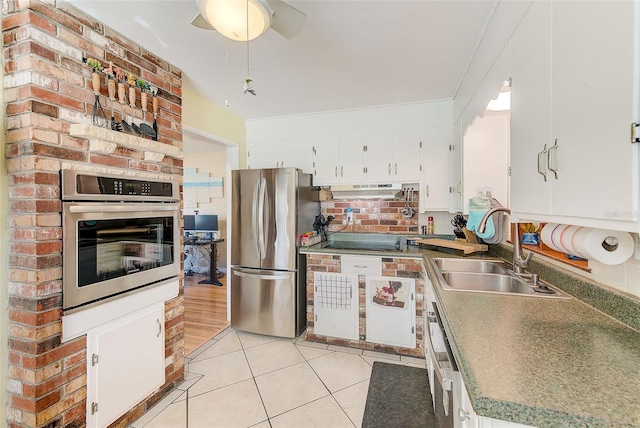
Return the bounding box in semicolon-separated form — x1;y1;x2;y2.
190;12;215;30
265;0;307;39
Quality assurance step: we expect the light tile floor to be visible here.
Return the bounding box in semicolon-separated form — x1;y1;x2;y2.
131;328;426;428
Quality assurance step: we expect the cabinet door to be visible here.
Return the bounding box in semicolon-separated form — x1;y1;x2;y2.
313;272;359;340
392;130;423;183
87;303;164;428
312;137;340;185
449;121;463;213
364;133;394;183
550;1;638;221
338;136;365;184
422;128;453;211
366;276;415;348
247;142;281;170
510;0;553;217
248;140;313;173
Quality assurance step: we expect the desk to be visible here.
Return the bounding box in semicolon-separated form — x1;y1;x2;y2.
184;238;225;286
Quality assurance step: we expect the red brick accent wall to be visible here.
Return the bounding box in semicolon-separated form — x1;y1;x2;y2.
321;195;419;234
306;253;425;358
3;1;184;426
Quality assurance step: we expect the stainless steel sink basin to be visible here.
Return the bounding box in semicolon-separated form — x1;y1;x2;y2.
433;258;508;274
441;272;539;295
431;258;570;299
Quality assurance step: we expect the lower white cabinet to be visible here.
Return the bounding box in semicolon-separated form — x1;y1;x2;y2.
313;272;359;340
86;303;165;428
366;276;415;348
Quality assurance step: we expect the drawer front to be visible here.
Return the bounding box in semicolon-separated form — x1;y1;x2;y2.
341;255;382;275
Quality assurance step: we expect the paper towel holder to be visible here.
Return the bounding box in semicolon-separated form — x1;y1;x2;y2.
602;237;619;252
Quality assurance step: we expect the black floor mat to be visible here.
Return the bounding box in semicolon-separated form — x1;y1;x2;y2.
362;361;435;428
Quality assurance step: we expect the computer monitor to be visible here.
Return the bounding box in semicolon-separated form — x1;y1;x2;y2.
183;215;196;231
195;214;218;232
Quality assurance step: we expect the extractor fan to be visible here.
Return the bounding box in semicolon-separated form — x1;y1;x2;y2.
191;0;307;41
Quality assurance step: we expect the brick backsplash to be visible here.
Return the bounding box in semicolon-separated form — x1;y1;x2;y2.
306;254;425;358
2;1;184;426
321;191;420;235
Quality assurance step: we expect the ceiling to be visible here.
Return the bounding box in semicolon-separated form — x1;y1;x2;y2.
65;0;499;122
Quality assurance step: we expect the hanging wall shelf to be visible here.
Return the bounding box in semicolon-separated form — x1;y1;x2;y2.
69;124;183;162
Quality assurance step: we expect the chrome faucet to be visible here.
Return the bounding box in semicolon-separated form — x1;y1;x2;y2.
477;207;533;275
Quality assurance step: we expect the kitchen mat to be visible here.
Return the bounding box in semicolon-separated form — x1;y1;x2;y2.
362;361;434;428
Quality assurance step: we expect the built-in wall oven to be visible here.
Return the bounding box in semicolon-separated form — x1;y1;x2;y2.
62;170;180;313
426;280;457;428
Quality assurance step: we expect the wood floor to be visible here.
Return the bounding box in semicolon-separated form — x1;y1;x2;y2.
183;272;229;355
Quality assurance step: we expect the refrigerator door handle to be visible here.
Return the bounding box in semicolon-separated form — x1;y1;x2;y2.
253;177;266;259
258;176;267;258
233;270;292;281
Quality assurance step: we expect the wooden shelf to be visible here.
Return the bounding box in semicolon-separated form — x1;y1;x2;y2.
70;123;182;162
521;243;591;272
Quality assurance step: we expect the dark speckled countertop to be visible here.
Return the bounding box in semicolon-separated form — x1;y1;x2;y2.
302;234;640;427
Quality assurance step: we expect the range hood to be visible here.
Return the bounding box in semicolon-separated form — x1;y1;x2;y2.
330;184;403;199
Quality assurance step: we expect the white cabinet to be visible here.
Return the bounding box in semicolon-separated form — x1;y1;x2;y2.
392;130;423;183
313;272;359;340
421;128;452;211
363;133;394;183
312;136;365;185
510;0;639;229
247;139;313;173
86;303;165;428
366;276;415;348
449;121;463;213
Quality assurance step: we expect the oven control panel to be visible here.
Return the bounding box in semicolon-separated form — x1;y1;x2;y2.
61;169;179;201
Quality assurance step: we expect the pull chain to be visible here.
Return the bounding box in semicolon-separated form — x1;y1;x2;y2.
243;0;256;95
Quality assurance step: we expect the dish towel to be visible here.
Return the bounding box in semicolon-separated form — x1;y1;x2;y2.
466;194;494;240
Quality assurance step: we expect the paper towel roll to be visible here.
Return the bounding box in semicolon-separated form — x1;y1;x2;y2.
541;223;634;265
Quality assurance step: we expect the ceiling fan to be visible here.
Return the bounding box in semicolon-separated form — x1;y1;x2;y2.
191;0;307;41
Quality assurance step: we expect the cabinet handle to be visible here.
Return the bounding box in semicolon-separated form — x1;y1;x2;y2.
341;166;343;177
395;163;398;175
547;139;559;179
354;264;369;269
388;163;392;175
335;166;338;178
537;144;548;182
425;185;429;198
156;318;162;338
458;408;470;422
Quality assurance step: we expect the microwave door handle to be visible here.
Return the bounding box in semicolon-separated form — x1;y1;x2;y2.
67;203;178;213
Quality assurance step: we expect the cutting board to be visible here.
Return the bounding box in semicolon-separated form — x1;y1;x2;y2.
415;238;487;255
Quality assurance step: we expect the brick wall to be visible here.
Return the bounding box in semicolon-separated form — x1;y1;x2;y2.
321;192;419;235
306;253;425;358
3;1;184;426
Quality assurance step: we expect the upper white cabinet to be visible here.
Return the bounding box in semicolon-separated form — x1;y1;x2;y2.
392;131;423;183
510;0;639;230
247;139;313;173
449;121;463;213
313;132;424;186
421;128;451;211
312;136;365;185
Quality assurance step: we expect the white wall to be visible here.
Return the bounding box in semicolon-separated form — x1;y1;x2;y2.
463;111;510;213
184;150;228;272
246;99;453;144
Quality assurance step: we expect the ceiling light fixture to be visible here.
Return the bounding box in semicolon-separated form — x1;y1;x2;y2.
197;0;271;41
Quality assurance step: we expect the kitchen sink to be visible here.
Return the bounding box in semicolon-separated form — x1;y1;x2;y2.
431;258;570;299
441;272;540;295
433;258;508;274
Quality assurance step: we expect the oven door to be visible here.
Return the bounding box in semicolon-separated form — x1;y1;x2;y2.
426;301;456;428
63;201;180;312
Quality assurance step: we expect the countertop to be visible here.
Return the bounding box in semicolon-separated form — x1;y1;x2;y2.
302;236;640;427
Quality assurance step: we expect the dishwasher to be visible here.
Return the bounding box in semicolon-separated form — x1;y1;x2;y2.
425;284;457;428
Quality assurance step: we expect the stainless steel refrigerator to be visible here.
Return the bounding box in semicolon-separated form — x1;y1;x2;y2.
230;168;318;338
